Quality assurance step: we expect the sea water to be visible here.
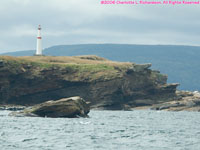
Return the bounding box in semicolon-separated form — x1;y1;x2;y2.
0;110;200;150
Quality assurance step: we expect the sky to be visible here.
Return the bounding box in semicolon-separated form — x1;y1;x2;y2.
0;0;200;53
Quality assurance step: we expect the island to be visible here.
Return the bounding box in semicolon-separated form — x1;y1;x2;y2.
0;55;199;113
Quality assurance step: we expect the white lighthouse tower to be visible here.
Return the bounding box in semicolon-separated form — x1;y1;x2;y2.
36;25;42;55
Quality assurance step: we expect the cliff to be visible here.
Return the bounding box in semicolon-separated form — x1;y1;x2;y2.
0;55;180;110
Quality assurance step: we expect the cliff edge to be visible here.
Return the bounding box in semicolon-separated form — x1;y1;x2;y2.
0;55;180;110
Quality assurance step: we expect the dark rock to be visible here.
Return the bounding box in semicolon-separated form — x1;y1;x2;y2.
0;105;26;111
133;99;155;106
159;103;182;110
193;99;200;106
150;103;180;110
9;96;90;118
0;60;4;67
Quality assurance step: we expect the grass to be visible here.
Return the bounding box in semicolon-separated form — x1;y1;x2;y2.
0;55;132;69
0;55;132;81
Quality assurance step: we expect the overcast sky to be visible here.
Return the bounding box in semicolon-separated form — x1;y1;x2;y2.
0;0;200;53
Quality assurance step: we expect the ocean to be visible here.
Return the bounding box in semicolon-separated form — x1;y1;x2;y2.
0;110;200;150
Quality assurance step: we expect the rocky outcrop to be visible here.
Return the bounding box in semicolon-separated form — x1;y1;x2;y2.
151;91;200;111
0;55;182;110
10;96;90;118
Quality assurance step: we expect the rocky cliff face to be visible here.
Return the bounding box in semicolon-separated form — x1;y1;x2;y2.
0;56;179;110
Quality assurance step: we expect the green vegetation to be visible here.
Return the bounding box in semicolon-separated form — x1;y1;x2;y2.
61;63;114;72
0;55;130;81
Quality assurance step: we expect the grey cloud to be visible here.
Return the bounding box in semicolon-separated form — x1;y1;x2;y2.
0;0;200;53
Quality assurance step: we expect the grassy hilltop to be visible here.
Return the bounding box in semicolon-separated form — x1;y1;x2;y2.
0;55;132;82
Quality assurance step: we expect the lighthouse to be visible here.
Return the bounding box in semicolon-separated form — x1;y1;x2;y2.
36;25;42;55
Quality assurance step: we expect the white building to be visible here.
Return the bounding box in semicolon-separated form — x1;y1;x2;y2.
36;25;42;55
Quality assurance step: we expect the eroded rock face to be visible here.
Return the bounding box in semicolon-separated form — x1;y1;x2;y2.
0;56;179;110
10;96;90;118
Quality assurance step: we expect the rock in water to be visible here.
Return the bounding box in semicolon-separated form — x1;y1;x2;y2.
150;91;200;111
10;96;90;118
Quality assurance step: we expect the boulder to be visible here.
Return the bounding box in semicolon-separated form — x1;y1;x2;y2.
10;96;90;118
132;63;152;72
